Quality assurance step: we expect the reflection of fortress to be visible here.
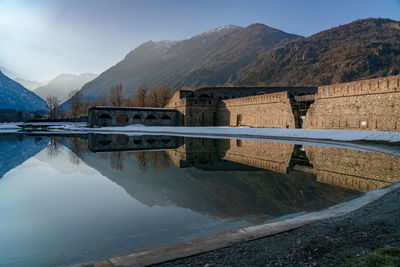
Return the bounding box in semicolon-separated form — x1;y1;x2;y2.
305;146;400;192
88;134;400;192
75;134;400;222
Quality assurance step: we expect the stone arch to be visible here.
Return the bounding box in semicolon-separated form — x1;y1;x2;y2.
161;138;171;144
145;114;157;120
116;114;129;124
98;113;112;127
161;114;171;120
199;93;210;98
132;114;141;120
99;140;112;146
133;139;142;145
116;135;129;145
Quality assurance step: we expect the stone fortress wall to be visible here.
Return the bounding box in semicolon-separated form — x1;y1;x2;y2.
165;86;316;127
89;75;399;131
216;91;296;128
303;75;400;131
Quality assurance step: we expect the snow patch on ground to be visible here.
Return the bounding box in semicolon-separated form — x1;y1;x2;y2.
1;122;400;143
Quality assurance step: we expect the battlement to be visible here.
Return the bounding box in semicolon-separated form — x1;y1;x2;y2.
317;75;400;99
221;91;289;107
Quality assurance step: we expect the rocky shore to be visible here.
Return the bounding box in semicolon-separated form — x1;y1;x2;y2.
157;188;400;266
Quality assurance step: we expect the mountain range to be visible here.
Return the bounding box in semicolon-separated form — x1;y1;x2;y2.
237;18;400;86
34;73;97;102
2;18;399;112
0;71;47;112
64;18;399;107
71;23;301;103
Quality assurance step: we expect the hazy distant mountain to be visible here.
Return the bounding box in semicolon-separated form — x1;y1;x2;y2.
0;71;47;111
68;24;300;103
14;77;48;91
237;18;400;86
34;73;97;102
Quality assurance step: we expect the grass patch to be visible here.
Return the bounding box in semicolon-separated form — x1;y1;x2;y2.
346;246;400;266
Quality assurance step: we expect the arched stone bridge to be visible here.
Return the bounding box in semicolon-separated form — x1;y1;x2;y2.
88;106;180;127
88;134;184;152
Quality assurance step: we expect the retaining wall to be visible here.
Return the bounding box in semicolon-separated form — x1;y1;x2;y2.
304;75;400;131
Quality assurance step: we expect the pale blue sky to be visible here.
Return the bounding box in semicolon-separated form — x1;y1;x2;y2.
0;0;399;81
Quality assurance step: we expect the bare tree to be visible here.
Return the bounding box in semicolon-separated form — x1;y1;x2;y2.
96;94;108;106
159;84;172;107
147;84;161;107
46;95;60;119
132;83;148;107
109;83;125;107
68;89;84;118
46;137;62;158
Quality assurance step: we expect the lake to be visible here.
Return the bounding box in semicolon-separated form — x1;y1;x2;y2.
0;133;399;266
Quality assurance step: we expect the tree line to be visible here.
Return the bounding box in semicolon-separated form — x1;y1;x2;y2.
47;83;173;119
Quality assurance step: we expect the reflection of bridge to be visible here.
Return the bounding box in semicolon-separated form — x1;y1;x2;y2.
88;134;183;152
86;134;400;192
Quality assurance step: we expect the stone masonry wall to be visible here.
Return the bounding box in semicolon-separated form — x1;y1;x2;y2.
304;75;400;131
216;91;296;128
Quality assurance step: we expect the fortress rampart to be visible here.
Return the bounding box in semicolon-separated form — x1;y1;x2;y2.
90;75;399;132
216;91;296;128
304;75;400;131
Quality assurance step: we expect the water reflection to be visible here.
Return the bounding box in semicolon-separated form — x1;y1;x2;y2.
1;133;399;266
86;134;400;193
59;134;395;223
0;133;48;179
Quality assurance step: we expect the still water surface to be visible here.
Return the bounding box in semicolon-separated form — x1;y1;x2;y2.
0;133;399;266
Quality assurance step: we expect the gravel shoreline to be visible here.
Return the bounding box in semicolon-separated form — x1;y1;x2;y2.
156;187;400;266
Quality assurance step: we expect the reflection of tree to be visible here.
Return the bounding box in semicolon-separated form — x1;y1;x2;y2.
131;151;170;173
133;152;147;173
110;152;124;171
46;137;63;158
148;151;170;171
68;137;89;165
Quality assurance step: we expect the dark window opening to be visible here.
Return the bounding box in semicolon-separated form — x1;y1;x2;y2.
133;139;142;145
99;140;112;146
116;136;129;145
199;94;210;98
132;114;141;120
145;115;156;120
116;114;129;123
161;115;171;120
99;114;112;119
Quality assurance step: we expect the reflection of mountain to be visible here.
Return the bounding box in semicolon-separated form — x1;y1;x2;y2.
73;135;358;223
0;134;48;179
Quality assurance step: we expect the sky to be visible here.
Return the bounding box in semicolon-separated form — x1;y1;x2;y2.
0;0;399;81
